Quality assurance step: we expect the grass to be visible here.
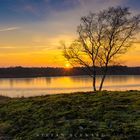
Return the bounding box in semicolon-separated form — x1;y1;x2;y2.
0;91;140;140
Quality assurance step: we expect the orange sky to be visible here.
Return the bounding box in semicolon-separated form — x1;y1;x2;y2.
0;0;140;67
0;28;140;67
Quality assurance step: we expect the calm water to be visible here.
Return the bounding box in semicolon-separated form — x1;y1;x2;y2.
0;75;140;97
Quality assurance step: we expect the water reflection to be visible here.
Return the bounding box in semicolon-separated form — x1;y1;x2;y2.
0;75;140;97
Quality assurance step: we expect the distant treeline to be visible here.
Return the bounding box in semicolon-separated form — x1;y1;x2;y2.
0;66;140;78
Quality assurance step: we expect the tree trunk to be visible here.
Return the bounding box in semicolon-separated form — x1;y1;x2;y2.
93;75;96;91
99;66;108;91
92;67;96;91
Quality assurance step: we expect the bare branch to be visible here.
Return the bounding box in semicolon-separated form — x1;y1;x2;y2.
62;6;140;91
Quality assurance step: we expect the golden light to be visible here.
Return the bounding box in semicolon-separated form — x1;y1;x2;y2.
65;63;70;68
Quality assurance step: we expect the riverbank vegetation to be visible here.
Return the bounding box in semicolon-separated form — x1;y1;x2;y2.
0;66;140;78
0;91;140;139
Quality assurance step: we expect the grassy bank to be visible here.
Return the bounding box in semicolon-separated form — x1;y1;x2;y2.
0;91;140;140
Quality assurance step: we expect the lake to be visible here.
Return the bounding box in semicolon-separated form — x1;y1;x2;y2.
0;75;140;97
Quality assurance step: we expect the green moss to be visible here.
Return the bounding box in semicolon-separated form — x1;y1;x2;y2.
0;91;140;139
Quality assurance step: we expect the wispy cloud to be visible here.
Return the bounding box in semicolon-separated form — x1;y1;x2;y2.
0;26;20;32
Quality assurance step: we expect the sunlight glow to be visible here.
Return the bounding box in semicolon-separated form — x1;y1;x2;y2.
65;63;70;68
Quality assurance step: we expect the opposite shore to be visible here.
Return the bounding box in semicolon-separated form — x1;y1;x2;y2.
0;66;140;78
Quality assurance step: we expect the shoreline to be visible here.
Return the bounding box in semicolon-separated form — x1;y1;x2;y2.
0;66;140;78
0;90;140;99
0;74;140;79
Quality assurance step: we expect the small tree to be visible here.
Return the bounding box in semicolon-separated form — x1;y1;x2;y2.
63;7;140;91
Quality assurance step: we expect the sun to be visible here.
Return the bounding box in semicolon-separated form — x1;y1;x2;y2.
65;63;70;68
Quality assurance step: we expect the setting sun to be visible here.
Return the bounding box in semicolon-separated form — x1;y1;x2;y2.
65;63;70;68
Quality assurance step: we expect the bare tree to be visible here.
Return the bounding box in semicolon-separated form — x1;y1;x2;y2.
63;7;140;91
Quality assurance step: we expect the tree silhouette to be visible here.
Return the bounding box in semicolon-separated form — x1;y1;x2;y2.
63;7;140;91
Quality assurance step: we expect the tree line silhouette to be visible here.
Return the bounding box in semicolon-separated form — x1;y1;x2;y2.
0;66;139;78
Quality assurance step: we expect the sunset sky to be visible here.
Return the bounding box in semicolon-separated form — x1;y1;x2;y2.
0;0;140;67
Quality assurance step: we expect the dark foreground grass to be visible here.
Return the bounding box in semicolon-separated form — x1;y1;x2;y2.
0;91;140;140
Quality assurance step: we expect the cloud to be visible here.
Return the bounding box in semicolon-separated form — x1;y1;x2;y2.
132;41;140;44
35;0;124;37
0;27;20;32
23;5;36;14
0;44;48;53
